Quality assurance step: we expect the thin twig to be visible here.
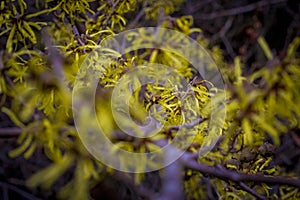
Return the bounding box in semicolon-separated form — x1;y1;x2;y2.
228;129;242;153
0;181;42;200
238;182;267;200
0;127;22;138
73;25;85;46
188;0;214;14
181;152;300;188
222;36;236;59
168;117;206;131
128;7;146;29
211;17;234;42
194;0;287;20
201;177;215;200
113;171;154;200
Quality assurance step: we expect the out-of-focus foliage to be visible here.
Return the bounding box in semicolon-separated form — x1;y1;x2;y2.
0;0;300;199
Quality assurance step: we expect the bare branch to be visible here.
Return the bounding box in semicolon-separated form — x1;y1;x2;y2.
211;17;234;42
181;152;300;188
194;0;288;20
0;181;42;200
157;147;184;200
238;182;266;200
168;117;206;131
73;25;85;46
0;127;22;138
201;177;216;200
128;7;146;29
113;171;154;200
